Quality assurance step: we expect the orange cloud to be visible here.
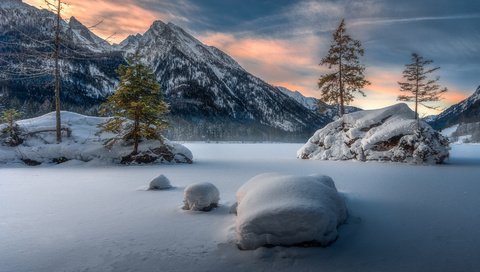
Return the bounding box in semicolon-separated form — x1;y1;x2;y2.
200;32;324;97
355;68;468;115
24;0;178;43
21;0;470;115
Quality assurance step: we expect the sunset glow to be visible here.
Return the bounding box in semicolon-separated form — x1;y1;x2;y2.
23;0;479;115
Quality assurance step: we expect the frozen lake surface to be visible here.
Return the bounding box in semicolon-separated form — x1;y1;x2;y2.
1;143;480;272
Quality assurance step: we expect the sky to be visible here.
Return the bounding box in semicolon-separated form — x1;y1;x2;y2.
24;0;480;115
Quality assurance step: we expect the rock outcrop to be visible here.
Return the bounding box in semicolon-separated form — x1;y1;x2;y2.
298;104;450;164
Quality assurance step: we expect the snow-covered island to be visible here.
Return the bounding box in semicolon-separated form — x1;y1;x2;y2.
0;111;193;165
298;103;450;164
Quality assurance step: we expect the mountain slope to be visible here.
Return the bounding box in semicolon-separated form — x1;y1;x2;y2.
1;1;338;141
277;86;362;118
429;86;480;130
118;20;329;139
0;0;125;114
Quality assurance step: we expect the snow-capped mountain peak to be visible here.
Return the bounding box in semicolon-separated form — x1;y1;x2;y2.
68;16;112;52
276;87;320;111
0;7;337;140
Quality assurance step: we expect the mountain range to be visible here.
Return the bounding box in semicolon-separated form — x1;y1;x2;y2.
0;0;353;141
426;86;480;142
428;86;480;130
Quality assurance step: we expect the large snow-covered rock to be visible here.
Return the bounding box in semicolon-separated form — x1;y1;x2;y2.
235;173;347;250
0;111;193;165
182;182;220;212
298;104;450;164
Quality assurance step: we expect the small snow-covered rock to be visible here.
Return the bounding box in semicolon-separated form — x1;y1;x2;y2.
298;103;450;164
235;173;347;250
182;182;220;212
148;175;172;190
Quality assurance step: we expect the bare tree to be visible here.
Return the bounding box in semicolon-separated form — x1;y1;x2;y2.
44;0;64;142
0;0;116;143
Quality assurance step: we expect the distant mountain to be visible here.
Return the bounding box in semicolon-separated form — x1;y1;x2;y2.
68;16;112;52
276;87;319;111
276;87;362;119
0;1;343;141
428;86;480;130
0;0;124;113
451;122;480;143
118;20;331;140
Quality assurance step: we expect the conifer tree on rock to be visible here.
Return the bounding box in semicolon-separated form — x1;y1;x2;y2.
1;108;23;146
101;55;169;155
318;19;370;116
397;53;448;120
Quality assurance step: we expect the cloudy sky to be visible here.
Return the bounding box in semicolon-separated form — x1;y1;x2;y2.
25;0;480;115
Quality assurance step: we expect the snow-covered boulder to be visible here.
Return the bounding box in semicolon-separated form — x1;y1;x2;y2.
0;111;193;165
182;182;220;212
148;175;172;190
235;173;347;250
298;103;450;164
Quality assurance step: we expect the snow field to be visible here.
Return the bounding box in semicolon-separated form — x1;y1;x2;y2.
1;143;480;272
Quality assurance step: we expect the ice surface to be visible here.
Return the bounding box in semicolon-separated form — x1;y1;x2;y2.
235;173;347;249
1;143;480;272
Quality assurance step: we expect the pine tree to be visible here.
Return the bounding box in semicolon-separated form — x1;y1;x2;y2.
318;19;370;116
100;56;169;155
398;53;448;120
1;109;23;146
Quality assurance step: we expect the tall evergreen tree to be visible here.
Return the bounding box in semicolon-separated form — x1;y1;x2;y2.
100;56;169;155
398;53;447;120
318;19;370;116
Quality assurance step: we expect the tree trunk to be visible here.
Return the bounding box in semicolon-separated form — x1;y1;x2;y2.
415;61;419;121
54;0;62;143
339;54;345;116
133;109;140;155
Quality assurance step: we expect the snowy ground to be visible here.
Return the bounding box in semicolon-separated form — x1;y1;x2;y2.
1;143;480;272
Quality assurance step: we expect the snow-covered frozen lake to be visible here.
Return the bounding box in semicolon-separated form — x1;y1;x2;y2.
1;143;480;272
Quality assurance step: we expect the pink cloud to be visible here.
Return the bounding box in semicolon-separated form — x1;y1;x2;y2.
24;0;182;43
22;0;469;115
354;68;468;115
200;32;325;96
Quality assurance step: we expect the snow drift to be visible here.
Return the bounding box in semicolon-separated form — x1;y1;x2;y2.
149;175;173;190
182;182;220;211
0;111;193;165
235;173;347;250
298;103;450;164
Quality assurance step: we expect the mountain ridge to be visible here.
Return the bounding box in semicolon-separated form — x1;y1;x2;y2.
428;85;480;130
0;1;347;141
